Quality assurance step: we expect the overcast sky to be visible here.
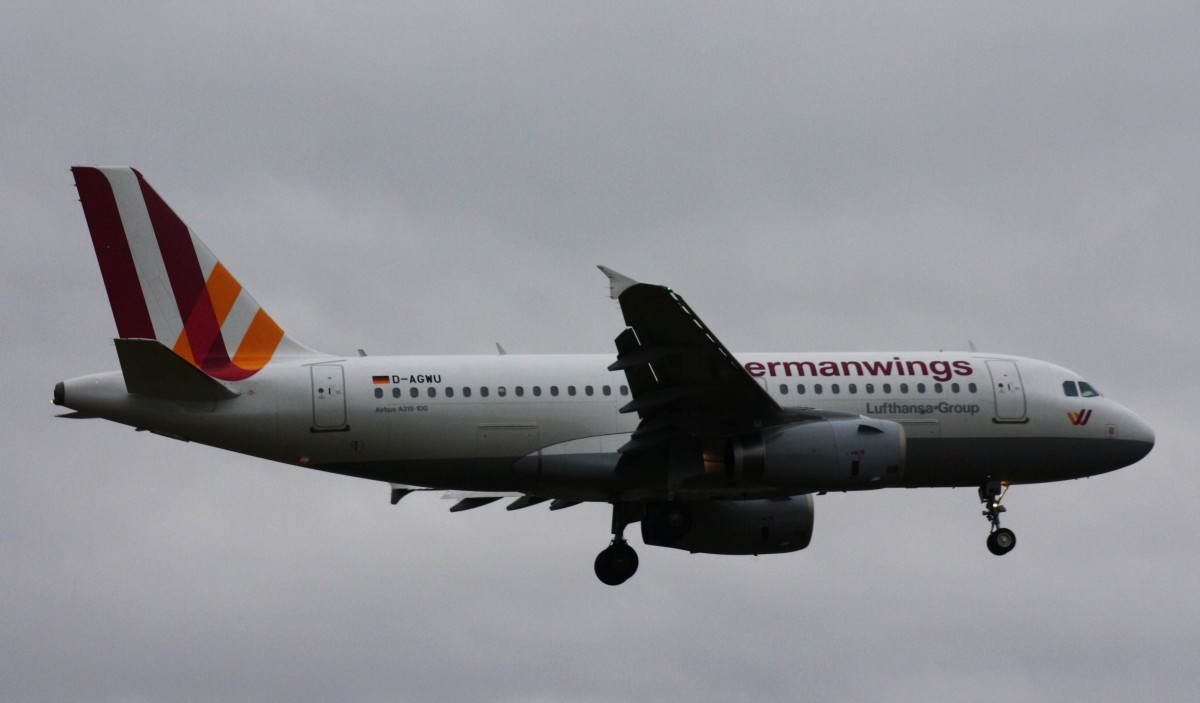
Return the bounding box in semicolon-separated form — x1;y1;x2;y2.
4;2;1198;701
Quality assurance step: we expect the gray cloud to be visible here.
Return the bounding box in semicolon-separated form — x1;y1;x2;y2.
3;2;1197;701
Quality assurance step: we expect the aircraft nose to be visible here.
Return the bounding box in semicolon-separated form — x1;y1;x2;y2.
1124;409;1155;462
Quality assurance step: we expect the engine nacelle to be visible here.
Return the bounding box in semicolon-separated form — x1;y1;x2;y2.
641;496;814;555
730;417;905;491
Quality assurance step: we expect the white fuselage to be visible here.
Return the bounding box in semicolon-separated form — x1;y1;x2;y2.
60;350;1155;501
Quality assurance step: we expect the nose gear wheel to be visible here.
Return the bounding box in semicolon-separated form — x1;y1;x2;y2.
979;481;1016;556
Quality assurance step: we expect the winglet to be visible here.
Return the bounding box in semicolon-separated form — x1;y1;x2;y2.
597;266;639;300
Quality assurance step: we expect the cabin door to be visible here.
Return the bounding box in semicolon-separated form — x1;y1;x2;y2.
986;360;1027;422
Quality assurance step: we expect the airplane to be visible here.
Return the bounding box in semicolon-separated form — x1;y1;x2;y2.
54;166;1155;585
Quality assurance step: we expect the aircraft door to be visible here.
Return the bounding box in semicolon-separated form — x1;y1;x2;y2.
986;360;1027;422
311;365;348;431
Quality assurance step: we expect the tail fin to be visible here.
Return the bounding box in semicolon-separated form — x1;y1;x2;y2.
71;167;317;380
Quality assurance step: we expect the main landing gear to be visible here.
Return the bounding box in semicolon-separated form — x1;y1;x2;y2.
980;481;1016;556
595;502;641;586
594;540;638;586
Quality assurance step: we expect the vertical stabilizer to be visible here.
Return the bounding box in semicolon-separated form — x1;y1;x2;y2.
72;167;318;380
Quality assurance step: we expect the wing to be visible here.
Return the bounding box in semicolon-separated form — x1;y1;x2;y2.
599;267;785;455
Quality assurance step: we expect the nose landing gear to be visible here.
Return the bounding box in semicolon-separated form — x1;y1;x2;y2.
980;481;1016;556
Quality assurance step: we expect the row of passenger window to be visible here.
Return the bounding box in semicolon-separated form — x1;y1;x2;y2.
374;380;980;400
778;381;978;396
374;384;631;400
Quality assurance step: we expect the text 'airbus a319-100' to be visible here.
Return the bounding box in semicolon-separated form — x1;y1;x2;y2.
54;167;1155;585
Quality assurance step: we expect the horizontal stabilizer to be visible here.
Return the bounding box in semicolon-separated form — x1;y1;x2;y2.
115;338;240;401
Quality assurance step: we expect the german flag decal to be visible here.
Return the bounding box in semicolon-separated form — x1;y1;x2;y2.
372;375;391;385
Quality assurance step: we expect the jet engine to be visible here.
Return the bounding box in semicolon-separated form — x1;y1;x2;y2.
641;496;814;555
727;417;906;491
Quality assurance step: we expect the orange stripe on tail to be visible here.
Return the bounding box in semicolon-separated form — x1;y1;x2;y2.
231;310;286;372
173;328;198;366
206;262;243;326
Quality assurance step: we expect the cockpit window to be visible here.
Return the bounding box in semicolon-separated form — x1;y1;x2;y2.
1079;382;1101;398
1063;381;1078;397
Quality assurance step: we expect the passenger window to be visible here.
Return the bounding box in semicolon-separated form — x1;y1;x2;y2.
934;383;943;393
550;386;559;397
951;383;960;393
498;386;507;397
865;383;874;394
899;383;908;394
463;387;472;398
481;387;489;397
428;387;437;398
603;385;611;396
1079;382;1101;398
568;386;577;396
780;384;789;395
848;384;857;394
533;386;541;397
917;383;926;394
410;387;419;398
814;384;823;395
374;388;383;399
797;384;806;394
1063;381;1079;397
831;384;840;394
445;387;455;398
883;384;892;393
968;383;977;393
620;385;629;396
392;387;401;398
585;386;594;396
515;386;524;397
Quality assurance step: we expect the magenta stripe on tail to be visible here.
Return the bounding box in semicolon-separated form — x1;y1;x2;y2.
72;167;157;339
135;171;233;372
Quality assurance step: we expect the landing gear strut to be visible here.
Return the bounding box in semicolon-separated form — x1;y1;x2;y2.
979;481;1016;556
595;502;641;586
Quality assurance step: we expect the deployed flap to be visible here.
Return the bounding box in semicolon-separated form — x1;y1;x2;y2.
115;338;240;401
